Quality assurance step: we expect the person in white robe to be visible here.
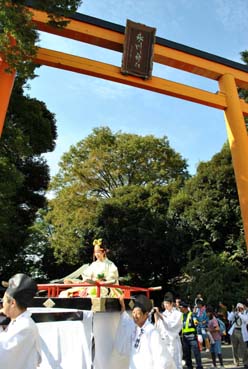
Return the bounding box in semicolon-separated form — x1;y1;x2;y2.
115;294;177;369
60;239;121;297
0;273;41;369
154;294;183;369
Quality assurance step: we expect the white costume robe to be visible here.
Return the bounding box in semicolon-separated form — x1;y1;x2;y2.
115;311;176;369
82;257;119;284
0;310;41;369
60;257;120;297
155;308;183;369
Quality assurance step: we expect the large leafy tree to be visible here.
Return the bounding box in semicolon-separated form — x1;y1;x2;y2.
0;0;82;278
179;244;248;308
92;184;191;286
0;0;82;79
169;143;248;304
0;77;57;279
169;143;244;252
46;127;189;282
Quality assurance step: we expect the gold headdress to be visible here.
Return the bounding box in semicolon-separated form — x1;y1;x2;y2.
92;239;105;260
93;239;103;248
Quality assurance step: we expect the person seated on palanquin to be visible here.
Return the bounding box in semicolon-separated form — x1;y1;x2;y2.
59;239;122;298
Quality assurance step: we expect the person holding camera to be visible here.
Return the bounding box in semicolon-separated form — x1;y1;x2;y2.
228;302;248;368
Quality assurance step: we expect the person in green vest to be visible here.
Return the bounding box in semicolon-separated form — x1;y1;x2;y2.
179;301;203;369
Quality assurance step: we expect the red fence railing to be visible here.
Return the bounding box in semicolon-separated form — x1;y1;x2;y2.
37;283;161;298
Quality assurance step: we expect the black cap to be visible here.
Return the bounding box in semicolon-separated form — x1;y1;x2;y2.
133;294;152;313
179;301;189;308
196;299;204;306
163;292;174;303
6;273;37;308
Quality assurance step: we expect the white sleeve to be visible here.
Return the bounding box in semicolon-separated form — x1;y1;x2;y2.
150;329;176;369
82;263;94;281
239;312;248;324
114;311;133;356
104;262;119;284
0;326;41;367
156;311;182;338
155;317;167;338
228;311;235;322
165;312;183;336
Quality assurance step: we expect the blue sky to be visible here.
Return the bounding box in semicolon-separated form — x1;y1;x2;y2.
26;0;248;176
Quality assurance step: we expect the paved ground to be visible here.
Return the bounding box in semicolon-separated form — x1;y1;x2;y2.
198;344;238;369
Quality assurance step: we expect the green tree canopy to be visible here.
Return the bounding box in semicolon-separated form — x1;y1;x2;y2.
90;183;191;286
31;130;248;300
0;77;57;279
169;143;244;252
169;143;248;304
179;243;248;308
46;127;189;276
52;127;189;195
0;0;82;79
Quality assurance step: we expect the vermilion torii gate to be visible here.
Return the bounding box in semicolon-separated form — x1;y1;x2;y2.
1;6;248;250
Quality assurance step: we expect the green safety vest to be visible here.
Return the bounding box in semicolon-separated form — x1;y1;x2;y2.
182;312;196;334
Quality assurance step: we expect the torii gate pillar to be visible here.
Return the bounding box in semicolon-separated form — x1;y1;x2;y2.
0;58;15;136
219;73;248;245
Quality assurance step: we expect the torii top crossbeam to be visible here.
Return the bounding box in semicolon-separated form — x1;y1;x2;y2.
1;3;248;250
